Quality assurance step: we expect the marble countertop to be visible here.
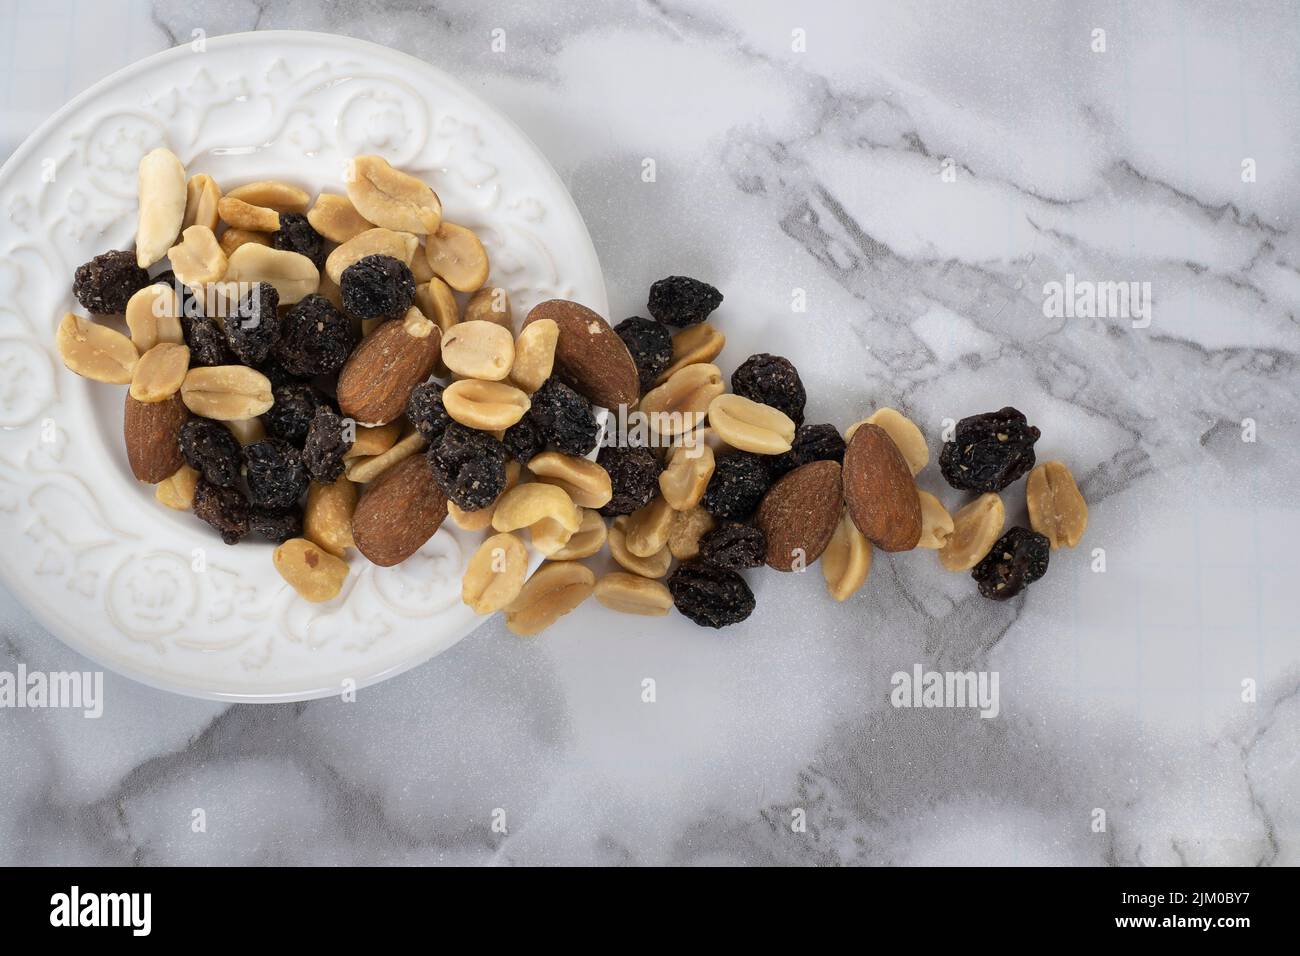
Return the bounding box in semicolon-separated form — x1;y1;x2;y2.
2;0;1297;866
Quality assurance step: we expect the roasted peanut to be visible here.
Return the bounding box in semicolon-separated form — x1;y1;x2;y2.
938;492;1005;571
441;320;514;381
179;365;273;420
346;155;442;234
623;496;674;557
550;508;608;560
491;483;582;542
167;225;228;288
224;417;266;446
135;147;186;267
659;441;715;511
526;451;612;509
304;479;358;557
609;516;672;578
325;227;419;284
707;393;795;455
155;464;199;510
218;228;270;256
594;572;673;617
55;313;138;384
848;408;928;476
125;284;183;352
462;532;529;614
345;422;402;460
273;538;349;603
307;193;374;243
916;490;955;549
667;506;716;560
465;287;512;328
510;318;558;393
220;243;319;305
1026;461;1088;548
415;278;459;337
225;180;310;213
504;561;596;636
217;195;281;232
344;431;426;483
640;363;724;437
655;322;725;385
822;509;873;601
129;342;190;402
443;379;531;430
423;221;488;292
182;174;221;231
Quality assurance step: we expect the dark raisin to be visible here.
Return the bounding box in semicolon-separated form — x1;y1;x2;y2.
178;419;242;488
939;406;1040;492
274;294;355;377
244;438;309;510
701;452;771;520
971;527;1050;601
302;407;352;483
529;377;599;457
597;445;662;517
502;413;545;464
767;423;846;478
406;382;451;445
192;479;249;545
340;254;416;321
270;213;326;268
224;282;280;365
261;381;325;446
613;317;673;393
647;275;723;327
181;315;235;367
697;521;766;570
731;353;806;426
255;358;310;389
72;250;150;314
249;506;303;544
428;423;509;511
667;561;755;628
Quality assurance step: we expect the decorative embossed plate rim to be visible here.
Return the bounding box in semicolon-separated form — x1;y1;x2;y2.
0;31;607;702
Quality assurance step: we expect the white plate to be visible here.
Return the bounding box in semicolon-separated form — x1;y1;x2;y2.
0;31;607;702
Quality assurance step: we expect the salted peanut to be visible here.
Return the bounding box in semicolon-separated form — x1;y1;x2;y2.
224;417;265;446
415;278;459;336
302;480;358;558
55;313;138;384
594;572;673;617
225;180;310;213
218;228;270;256
465;286;512;328
503;562;595;636
182;174;221;231
530;516;578;556
129;342;189;402
1027;461;1088;549
443;379;531;430
441;320;514;381
307;193;374;243
623;496;674;557
659;442;715;511
125;284;183;352
179;365;273;420
550;508;608;560
167;225;228;288
136;147;187;268
846;408;929;476
916;491;955;549
217;195;281;232
317;271;343;310
462;533;529;614
344;431;426;483
707;393;795;455
609;517;673;578
273;538;349;604
640;363;725;437
655;322;725;385
491;483;581;538
346;155;442;234
345;422;401;459
155;464;200;510
510;318;557;393
527;451;611;509
939;492;1005;571
424;221;489;292
448;461;520;530
221;243;319;304
408;248;434;282
822;510;873;601
325;227;419;284
667;506;716;560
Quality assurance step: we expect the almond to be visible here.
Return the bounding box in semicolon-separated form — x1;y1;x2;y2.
842;423;921;552
351;454;448;567
755;459;842;570
523;299;639;410
123;392;188;483
336;308;441;425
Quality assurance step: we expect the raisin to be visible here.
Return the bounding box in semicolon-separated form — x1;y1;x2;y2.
261;381;325;446
244;438;308;510
270;213;326;269
274;294;356;377
502;413;544;464
597;445;662;517
667;561;755;628
701;452;770;520
406;382;451;445
340;254;416;321
224;281;280;365
939;406;1040;492
767;423;846;478
249;506;303;544
697;521;766;570
528;376;599;457
192;478;249;545
302;407;352;483
255;357;310;389
428;423;509;511
731;353;806;426
647;275;723;327
971;527;1050;601
72;250;150;314
178;418;242;488
613;316;672;393
181;315;235;367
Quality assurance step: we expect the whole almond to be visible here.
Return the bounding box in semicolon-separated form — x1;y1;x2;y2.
842;423;922;552
336;308;441;425
523;299;639;410
756;459;842;571
123;392;188;482
352;454;448;567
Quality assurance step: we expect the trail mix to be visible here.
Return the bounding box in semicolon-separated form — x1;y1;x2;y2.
55;146;1090;631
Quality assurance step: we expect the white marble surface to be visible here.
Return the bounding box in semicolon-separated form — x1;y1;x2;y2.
2;0;1298;865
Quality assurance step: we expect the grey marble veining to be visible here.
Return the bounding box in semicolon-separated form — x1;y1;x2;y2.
1;0;1297;866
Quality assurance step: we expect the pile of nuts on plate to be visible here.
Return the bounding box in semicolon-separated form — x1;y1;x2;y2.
54;147;1089;635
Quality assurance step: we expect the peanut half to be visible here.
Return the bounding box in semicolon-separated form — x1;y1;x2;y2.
640;363;725;437
125;284;183;353
307;193;374;243
655;323;725;385
504;561;596;636
218;228;270;257
155;464;199;510
707;393;795;455
346;155;442;234
938;492;1005;571
550;508;608;560
221;244;319;305
491;483;582;556
916;490;955;549
526;451;612;509
465;287;512;328
462;532;529;614
443;380;531;430
822;509;873;601
345;422;402;460
609;516;672;578
667;506;716;560
129;342;190;403
273;538;349;603
182;174;222;231
622;496;674;558
344;431;426;484
179;365;273;420
224;417;266;446
441;320;515;381
225;180;310;213
136;147;187;268
510;319;558;393
167;225;228;288
325;227;419;285
217;195;281;232
594;572;674;617
304;479;358;557
659;441;715;511
56;313;138;384
424;221;489;292
1026;461;1088;549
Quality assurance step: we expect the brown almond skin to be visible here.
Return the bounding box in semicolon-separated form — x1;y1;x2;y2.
336;319;441;425
352;454;448;566
523;299;639;410
124;392;188;483
756;460;842;571
843;423;921;551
